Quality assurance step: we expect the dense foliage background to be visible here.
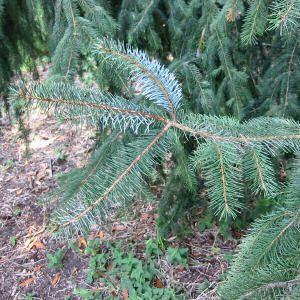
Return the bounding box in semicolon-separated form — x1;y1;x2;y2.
1;1;300;299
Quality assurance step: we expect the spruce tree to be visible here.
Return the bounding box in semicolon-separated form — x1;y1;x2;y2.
3;1;300;298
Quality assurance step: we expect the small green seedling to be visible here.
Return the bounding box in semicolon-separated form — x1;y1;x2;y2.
146;238;163;257
4;159;14;170
85;239;101;256
210;247;221;254
73;287;103;300
6;159;14;167
10;236;17;246
167;247;189;266
69;241;82;254
198;279;210;293
88;253;107;283
25;292;35;300
14;208;22;216
198;215;213;232
47;249;64;269
55;147;68;162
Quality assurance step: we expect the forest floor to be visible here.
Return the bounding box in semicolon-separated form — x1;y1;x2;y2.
0;70;238;300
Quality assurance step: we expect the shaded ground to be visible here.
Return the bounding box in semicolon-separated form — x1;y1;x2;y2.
0;107;238;300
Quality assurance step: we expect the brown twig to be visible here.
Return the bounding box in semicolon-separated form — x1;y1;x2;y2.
58;123;171;229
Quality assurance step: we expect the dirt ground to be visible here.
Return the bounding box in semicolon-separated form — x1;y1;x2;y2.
0;105;238;299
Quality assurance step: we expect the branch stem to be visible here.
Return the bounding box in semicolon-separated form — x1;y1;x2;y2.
12;92;300;144
58;123;171;229
239;278;300;300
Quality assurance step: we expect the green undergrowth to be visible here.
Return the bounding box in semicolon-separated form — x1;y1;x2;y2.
67;237;189;300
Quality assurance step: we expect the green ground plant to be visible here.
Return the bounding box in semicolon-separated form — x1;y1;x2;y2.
9;236;17;246
69;238;185;299
47;249;65;269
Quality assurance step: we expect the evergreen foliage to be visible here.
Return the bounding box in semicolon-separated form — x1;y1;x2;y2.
0;0;51;112
49;0;116;80
2;0;300;120
3;1;300;298
218;156;300;299
10;40;300;240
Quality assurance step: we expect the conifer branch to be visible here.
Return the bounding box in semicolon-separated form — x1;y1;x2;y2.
249;212;294;248
12;92;167;123
97;45;177;120
219;156;300;299
283;35;299;116
65;37;75;78
132;0;154;34
241;0;267;44
68;0;76;33
12;89;300;145
249;0;263;42
279;0;297;26
269;0;300;33
215;143;230;214
216;30;241;119
76;25;132;95
57;123;171;230
240;134;266;191
51;132;122;204
238;278;300;300
253;206;300;270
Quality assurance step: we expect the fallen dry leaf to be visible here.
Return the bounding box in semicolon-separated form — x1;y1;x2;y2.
55;135;67;141
108;264;113;272
96;272;106;278
33;241;45;248
16;188;24;195
93;287;104;295
25;237;38;250
20;277;35;287
175;265;185;272
33;265;42;272
135;244;146;249
141;213;151;219
112;225;126;231
155;279;164;288
123;288;128;300
0;257;8;263
51;272;60;286
99;230;104;239
79;237;87;248
37;170;46;181
111;291;117;297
